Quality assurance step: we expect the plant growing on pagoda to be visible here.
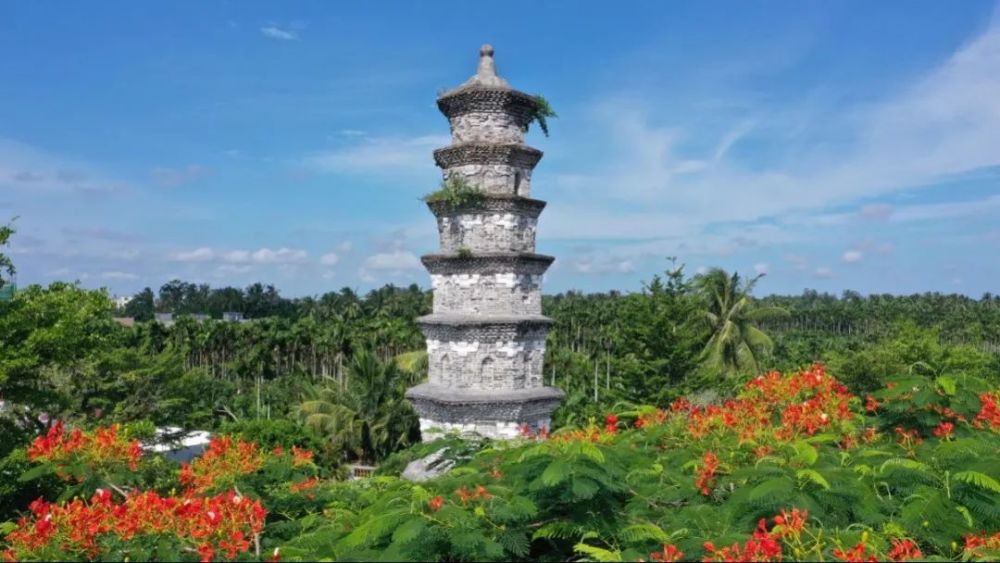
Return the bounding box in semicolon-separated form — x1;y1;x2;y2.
528;95;557;137
456;246;473;259
422;177;485;210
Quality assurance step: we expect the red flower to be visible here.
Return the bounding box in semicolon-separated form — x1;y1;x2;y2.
695;452;720;496
772;508;807;538
605;414;619;435
832;543;878;562
932;421;954;439
887;538;922;562
650;543;683;562
428;496;444;512
291;446;314;466
864;395;879;413
290;477;319;493
974;392;1000;429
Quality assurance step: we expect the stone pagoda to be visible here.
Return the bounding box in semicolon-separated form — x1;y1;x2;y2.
405;45;563;440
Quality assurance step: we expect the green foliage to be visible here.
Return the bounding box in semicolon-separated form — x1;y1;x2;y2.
457;246;473;259
0;219;14;290
694;268;788;379
422;177;485;209
0;449;61;522
528;95;557;137
292;351;420;464
276;370;1000;561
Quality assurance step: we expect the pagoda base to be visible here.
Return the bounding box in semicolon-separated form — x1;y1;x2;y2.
406;383;564;440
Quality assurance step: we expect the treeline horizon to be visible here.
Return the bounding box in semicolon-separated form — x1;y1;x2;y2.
111;276;1000;323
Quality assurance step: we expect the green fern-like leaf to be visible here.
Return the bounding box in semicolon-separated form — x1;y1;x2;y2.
749;477;794;501
574;542;623;562
796;469;831;490
390;517;426;545
540;458;572;487
497;529;531;558
953;471;1000;494
573;543;622;561
618;522;670;543
879;458;932;476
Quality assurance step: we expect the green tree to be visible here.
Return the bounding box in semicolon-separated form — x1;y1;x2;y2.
0;221;14;290
123;287;155;321
0;283;117;430
694;268;787;378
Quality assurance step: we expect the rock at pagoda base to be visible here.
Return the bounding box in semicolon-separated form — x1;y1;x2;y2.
401;447;456;482
406;383;564;441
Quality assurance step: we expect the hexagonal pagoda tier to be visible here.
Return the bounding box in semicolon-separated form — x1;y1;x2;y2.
405;45;563;440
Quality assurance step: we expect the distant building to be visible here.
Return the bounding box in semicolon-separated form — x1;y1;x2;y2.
143;427;212;463
222;311;245;322
154;312;212;326
0;282;15;302
113;317;136;327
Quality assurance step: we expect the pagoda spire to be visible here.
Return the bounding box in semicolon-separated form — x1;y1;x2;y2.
455;43;510;90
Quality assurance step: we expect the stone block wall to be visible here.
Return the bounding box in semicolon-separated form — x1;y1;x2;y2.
449;112;525;144
425;336;546;390
436;212;538;252
443;163;532;196
431;273;542;316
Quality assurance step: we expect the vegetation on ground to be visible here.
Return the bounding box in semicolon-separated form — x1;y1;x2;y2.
2;224;999;561
4;366;1000;561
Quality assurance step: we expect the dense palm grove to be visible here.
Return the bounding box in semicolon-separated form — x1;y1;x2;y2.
2;226;1000;561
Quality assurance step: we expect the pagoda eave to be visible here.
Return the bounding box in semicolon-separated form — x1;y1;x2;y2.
433;143;543;169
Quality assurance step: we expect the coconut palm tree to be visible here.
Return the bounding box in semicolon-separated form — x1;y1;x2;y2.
694;268;788;378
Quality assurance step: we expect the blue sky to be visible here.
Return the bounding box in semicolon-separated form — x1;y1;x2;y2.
2;1;998;298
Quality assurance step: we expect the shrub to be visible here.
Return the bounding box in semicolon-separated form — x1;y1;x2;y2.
422;177;484;209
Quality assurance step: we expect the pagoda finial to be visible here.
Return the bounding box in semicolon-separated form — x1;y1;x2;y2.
456;43;509;90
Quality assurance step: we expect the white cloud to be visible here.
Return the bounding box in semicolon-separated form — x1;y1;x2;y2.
542;21;1000;241
171;247;215;262
889;194;1000;222
171;246;307;265
842;250;863;263
362;250;422;271
150;165;208;187
305;135;449;177
754;262;769;275
814;267;834;279
785;254;808;271
0;137;127;195
222;250;251;263
260;26;298;41
860;204;893;221
320;252;339;266
101;271;138;280
572;256;636;275
337;241;353;253
250;247;307;264
216;264;252;275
